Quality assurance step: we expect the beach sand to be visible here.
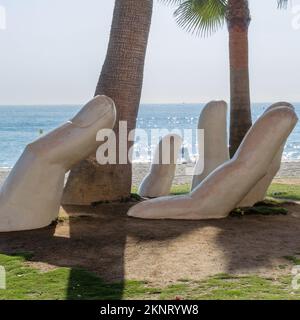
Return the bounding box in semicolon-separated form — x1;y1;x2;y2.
0;161;299;188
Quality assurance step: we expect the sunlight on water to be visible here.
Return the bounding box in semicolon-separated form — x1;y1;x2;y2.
0;103;299;167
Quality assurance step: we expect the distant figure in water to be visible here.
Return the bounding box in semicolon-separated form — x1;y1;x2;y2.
181;146;192;164
39;129;44;135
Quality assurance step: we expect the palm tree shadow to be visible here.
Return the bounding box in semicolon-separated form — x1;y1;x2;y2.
124;208;300;277
0;202;300;299
0;203;130;299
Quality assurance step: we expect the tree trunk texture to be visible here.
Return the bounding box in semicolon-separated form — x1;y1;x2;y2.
62;0;153;205
227;0;252;157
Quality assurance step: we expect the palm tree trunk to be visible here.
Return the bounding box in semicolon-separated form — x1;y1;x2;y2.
226;0;252;157
62;0;153;205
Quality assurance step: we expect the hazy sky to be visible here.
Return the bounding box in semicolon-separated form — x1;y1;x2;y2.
0;0;299;104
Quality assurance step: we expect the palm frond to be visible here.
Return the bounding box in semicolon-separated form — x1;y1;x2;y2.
174;0;227;37
277;0;289;9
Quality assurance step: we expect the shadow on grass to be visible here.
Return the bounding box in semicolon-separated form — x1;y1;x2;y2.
0;252;126;299
0;185;300;299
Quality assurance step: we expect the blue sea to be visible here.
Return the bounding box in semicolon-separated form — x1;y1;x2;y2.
0;103;299;168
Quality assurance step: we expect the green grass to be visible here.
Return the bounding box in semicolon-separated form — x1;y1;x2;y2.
1;183;299;300
0;253;300;300
284;255;300;265
131;183;299;217
159;273;300;300
267;184;300;201
171;184;191;195
0;253;152;300
133;183;300;202
168;183;300;215
231;205;288;217
131;184;191;196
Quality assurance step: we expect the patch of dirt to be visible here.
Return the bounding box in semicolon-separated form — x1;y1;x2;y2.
0;202;300;286
24;261;59;273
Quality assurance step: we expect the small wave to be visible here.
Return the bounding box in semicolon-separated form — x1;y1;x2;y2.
0;167;12;171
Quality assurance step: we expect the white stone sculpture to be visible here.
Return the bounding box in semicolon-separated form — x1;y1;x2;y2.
238;102;295;207
192;101;229;190
0;96;116;232
138;134;183;198
128;106;298;220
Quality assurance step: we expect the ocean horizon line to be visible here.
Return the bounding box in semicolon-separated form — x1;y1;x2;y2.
1;102;300;107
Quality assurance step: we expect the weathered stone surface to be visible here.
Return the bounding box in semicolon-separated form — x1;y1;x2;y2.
128;106;298;220
192;101;229;190
0;96;116;232
238;102;295;207
138;134;182;198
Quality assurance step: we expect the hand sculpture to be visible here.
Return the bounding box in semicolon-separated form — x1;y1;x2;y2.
138;134;182;198
0;96;116;232
128;106;298;220
238;102;294;207
192;101;229;190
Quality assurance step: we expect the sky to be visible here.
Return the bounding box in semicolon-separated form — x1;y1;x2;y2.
0;0;299;105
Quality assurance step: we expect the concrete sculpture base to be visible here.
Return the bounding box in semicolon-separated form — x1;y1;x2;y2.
128;106;298;220
0;96;116;232
238;102;295;207
138;134;182;198
192;101;229;190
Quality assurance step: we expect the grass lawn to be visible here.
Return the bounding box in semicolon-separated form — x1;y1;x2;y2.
162;183;300;201
0;253;300;300
0;182;299;300
267;184;300;201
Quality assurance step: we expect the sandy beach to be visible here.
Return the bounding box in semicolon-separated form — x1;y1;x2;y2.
1;161;299;188
132;162;300;186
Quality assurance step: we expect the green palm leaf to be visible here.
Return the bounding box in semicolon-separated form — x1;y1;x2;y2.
174;0;227;36
161;0;289;37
